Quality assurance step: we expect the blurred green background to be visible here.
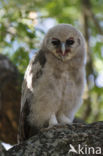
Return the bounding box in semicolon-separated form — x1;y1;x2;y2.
0;0;103;144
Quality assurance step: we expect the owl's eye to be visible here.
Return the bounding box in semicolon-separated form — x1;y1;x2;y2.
66;39;74;46
52;39;60;46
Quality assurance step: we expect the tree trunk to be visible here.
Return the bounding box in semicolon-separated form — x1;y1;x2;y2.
81;0;103;121
0;54;21;144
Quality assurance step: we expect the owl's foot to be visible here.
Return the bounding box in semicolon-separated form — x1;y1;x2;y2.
58;113;72;124
49;113;58;127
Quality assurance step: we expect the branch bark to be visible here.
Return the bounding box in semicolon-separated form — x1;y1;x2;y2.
0;142;6;156
5;121;103;156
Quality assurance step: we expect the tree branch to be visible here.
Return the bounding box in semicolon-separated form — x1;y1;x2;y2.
6;122;103;155
82;0;103;35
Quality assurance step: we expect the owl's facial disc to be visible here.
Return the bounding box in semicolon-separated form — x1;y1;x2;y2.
51;37;75;57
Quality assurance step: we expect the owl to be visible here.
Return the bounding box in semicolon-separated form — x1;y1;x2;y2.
18;24;86;143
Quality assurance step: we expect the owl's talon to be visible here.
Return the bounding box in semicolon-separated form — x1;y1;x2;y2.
57;113;72;124
49;113;58;126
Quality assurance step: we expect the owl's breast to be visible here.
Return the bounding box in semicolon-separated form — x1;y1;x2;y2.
59;71;75;97
52;68;83;102
48;68;74;100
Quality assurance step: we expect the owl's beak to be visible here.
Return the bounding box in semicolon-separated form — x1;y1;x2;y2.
61;43;65;55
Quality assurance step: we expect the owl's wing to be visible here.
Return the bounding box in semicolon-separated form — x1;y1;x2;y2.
18;50;46;143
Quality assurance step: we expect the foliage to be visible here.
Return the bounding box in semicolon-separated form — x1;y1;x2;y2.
11;47;29;73
0;0;103;122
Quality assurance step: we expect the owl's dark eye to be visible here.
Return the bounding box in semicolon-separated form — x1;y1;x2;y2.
66;39;75;46
52;39;60;46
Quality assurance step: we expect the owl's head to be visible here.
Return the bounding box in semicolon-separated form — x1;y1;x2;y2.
42;24;86;62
